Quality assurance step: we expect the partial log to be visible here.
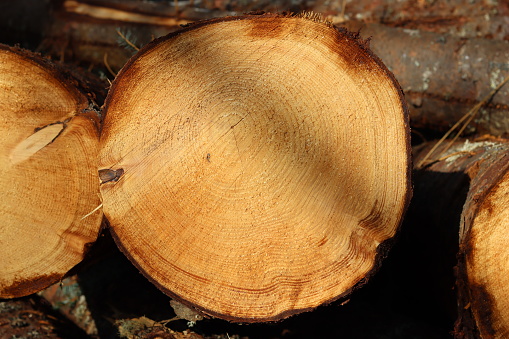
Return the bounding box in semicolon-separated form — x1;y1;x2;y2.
0;45;103;298
42;2;509;137
454;143;509;339
52;0;509;41
413;139;509;338
99;14;411;321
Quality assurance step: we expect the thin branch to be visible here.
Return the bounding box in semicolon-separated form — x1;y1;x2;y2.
103;53;117;77
81;203;103;220
416;74;509;169
435;151;476;163
116;28;140;51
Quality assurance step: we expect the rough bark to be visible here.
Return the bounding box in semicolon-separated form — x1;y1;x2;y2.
334;0;509;40
340;21;509;137
98;13;411;322
0;44;104;298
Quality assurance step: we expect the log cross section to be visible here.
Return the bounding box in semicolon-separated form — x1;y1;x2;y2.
99;14;412;322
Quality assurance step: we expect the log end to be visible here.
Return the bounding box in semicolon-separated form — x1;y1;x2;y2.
99;14;412;321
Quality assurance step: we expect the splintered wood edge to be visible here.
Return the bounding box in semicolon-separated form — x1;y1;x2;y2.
455;144;509;337
0;44;104;297
102;13;413;322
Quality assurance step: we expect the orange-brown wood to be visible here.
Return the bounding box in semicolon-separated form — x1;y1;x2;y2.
99;14;411;321
414;139;509;338
0;45;103;297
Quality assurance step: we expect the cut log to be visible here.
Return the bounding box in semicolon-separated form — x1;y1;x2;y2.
413;139;509;338
453;143;509;339
0;44;103;298
0;295;90;338
99;14;412;321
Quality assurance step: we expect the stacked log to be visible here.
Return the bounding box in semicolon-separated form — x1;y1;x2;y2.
98;13;411;321
0;44;104;298
33;1;509;136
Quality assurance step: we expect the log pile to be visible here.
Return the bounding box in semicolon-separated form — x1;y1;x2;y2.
1;1;509;338
413;140;509;338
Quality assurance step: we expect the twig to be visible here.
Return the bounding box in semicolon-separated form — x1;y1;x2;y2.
103;53;117;77
81;203;103;220
435;151;476;163
411;129;427;144
341;0;347;18
416;74;509;169
116;28;140;51
157;317;179;326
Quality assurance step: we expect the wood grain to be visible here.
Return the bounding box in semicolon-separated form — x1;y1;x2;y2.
0;45;103;298
99;14;411;321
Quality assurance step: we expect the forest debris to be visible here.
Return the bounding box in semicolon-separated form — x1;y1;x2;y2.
0;295;89;338
116;316;204;339
39;276;98;336
170;300;204;323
